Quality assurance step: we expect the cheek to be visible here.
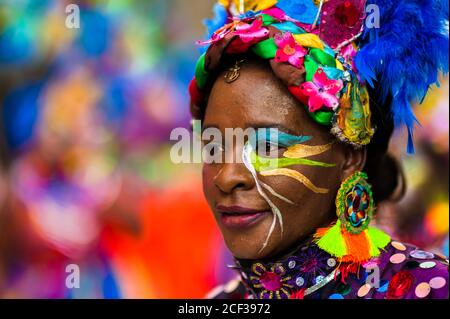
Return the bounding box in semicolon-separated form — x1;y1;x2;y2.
202;164;218;205
259;164;341;226
261;163;339;200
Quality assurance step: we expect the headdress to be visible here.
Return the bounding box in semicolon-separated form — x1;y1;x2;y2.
189;0;449;153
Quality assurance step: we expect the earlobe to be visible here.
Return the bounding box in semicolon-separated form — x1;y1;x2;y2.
341;146;367;180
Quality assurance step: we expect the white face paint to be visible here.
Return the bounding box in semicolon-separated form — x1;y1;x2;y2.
242;141;293;253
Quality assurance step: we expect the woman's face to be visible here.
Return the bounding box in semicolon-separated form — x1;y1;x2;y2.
202;60;363;260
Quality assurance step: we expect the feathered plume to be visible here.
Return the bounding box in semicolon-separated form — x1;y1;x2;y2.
354;0;449;153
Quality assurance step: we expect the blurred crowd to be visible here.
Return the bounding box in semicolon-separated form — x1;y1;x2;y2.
0;0;448;298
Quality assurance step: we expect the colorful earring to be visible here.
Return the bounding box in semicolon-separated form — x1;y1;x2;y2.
337;172;373;235
314;172;391;264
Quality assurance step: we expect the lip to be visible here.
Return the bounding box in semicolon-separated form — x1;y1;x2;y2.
216;205;270;229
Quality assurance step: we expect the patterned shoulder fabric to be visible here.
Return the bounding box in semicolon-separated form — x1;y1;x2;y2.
315;241;449;299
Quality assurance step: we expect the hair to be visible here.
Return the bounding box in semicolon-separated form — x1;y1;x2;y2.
191;53;406;204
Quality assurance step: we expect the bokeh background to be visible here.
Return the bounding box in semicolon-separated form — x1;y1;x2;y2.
0;0;448;298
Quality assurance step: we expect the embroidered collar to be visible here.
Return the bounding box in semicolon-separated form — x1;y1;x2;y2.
233;241;340;299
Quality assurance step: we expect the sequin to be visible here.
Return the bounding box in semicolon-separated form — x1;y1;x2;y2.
391;241;407;251
288;260;296;269
377;280;389;293
386;271;414;299
390;253;406;264
315;275;325;284
415;282;431;298
410;250;435;260
419;261;437;269
296;276;305;287
327;258;336;267
429;277;446;290
329;293;344;299
357;284;372;298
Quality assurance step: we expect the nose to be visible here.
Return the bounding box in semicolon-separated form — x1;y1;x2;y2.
213;147;255;194
214;162;255;194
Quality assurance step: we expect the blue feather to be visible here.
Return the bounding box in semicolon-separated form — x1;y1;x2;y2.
355;0;449;153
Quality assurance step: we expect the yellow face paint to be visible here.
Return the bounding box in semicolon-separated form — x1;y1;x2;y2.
283;142;334;159
251;130;334;194
261;168;329;194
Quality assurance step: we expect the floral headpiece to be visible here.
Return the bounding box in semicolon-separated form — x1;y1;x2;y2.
189;0;449;152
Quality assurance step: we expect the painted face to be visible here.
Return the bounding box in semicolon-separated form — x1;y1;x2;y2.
202;59;350;260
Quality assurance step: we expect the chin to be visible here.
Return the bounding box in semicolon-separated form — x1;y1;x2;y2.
222;233;279;260
218;219;280;260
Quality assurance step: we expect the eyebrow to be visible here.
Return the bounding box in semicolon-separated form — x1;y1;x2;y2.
201;124;300;136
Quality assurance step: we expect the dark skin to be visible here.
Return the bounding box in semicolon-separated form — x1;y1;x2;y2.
202;59;366;260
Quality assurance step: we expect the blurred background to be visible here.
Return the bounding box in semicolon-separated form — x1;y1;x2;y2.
0;0;448;298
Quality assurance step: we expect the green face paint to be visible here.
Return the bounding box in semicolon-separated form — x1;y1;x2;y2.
250;129;335;172
249;129;336;194
251;152;336;172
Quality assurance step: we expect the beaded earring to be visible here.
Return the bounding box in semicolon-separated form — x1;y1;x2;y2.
314;172;391;264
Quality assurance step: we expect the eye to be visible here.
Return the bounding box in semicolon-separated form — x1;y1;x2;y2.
256;141;285;158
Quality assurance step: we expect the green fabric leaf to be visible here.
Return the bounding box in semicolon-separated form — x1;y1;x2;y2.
310;48;336;67
252;38;277;59
195;53;209;89
261;14;278;26
307;109;334;126
304;55;319;82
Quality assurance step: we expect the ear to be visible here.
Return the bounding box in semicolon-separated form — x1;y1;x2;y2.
341;146;367;180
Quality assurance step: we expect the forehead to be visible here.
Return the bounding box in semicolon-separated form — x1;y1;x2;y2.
204;60;320;136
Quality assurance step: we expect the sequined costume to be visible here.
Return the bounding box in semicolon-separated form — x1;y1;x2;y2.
209;240;449;299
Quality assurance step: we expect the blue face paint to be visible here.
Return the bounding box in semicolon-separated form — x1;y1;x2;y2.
251;128;312;149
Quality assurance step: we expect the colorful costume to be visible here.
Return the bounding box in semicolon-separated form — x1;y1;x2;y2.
190;0;449;299
209;240;448;299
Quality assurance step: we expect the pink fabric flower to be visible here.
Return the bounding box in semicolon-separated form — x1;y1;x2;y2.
197;17;269;46
274;32;308;68
300;68;343;112
233;17;269;43
196;22;236;46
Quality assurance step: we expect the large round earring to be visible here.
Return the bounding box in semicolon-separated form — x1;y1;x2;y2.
336;171;374;235
314;171;390;264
